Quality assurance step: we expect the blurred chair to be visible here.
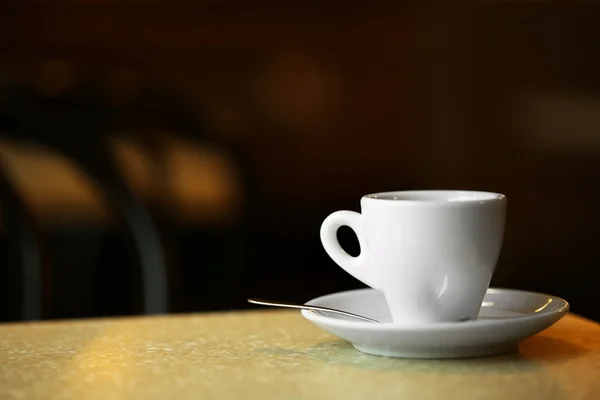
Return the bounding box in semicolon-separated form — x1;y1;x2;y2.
0;65;252;319
0;84;170;317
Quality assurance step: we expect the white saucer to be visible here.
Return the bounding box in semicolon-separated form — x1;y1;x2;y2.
301;288;569;359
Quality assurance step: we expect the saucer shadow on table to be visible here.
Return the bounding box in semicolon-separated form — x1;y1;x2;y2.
518;335;586;362
296;334;584;373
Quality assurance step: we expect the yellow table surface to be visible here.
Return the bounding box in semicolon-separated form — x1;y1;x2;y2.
0;310;598;400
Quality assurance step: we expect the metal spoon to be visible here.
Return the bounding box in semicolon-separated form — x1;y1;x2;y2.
247;298;381;324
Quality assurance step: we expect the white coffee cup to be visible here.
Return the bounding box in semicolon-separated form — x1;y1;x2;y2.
320;190;506;324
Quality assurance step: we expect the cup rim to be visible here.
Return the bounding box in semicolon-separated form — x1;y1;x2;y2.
362;190;506;205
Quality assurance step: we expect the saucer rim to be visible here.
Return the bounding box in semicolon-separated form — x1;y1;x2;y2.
302;287;570;331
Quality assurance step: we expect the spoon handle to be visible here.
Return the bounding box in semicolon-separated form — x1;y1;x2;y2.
247;298;380;324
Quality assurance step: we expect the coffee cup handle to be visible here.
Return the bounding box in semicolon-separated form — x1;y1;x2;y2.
320;211;376;288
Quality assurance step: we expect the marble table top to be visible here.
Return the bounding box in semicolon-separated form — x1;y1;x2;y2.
0;310;598;400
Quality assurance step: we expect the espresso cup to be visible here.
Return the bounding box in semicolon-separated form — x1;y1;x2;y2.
320;190;506;324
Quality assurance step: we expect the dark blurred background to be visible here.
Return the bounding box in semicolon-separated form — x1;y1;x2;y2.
0;1;598;323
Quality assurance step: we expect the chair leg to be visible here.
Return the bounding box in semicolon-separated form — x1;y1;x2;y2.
0;161;48;320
